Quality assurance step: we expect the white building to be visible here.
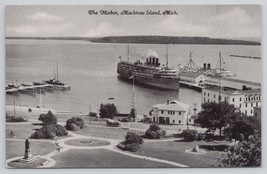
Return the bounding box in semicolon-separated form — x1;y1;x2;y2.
254;107;261;123
202;85;261;116
180;72;206;86
152;100;194;125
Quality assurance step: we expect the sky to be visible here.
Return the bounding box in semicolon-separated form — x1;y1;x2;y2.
5;5;261;39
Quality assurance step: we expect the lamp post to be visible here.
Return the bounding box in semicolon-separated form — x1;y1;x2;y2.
193;103;197;130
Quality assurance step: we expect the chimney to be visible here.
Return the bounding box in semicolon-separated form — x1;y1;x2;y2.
167;100;169;105
203;63;206;70
207;63;211;70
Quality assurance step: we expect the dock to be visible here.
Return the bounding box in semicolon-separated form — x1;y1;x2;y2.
6;82;70;95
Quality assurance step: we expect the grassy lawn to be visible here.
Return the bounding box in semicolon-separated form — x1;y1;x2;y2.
64;138;110;147
6;123;42;139
75;126;130;140
52;149;174;168
8;157;47;168
133;140;225;167
6;140;57;159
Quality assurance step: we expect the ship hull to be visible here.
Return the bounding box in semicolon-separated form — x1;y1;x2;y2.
117;62;179;90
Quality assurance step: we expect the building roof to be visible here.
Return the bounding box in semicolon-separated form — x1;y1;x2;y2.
153;100;191;111
207;76;261;87
204;85;261;95
180;71;204;78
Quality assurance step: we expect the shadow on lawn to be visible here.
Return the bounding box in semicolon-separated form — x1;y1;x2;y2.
198;144;229;152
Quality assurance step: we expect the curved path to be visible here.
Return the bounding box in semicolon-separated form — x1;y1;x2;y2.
6;126;188;168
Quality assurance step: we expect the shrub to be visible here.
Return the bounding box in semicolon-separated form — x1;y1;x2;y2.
145;124;166;139
117;132;143;152
66;117;84;131
125;132;143;144
31;124;68;139
6;116;28;122
181;129;198;142
38;111;58;124
99;103;117;119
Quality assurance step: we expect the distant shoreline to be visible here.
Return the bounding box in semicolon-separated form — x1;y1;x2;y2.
6;36;261;46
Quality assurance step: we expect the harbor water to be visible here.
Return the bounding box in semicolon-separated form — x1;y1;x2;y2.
6;39;261;115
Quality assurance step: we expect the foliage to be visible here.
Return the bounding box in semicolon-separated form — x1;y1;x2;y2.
125;131;143;144
106;119;120;127
66;117;84;131
142;116;152;123
220;132;261;167
117;132;143;152
130;108;136;122
99;103;117;119
38;111;58;124
89;112;97;117
224;115;260;141
145;124;166;139
6;116;28;122
197;102;237;136
181;129;198;142
31;124;68;139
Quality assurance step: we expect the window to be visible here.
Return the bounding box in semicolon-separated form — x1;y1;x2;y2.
256;102;258;107
240;97;242;102
161;110;164;114
179;111;181;115
232;98;235;102
214;94;216;98
251;110;253;114
204;98;206;102
239;104;241;108
173;120;175;123
245;110;247;115
179;120;181;123
208;93;209;97
246;103;247;107
189;119;191;122
225;97;227;101
204;92;206;96
251;103;253;107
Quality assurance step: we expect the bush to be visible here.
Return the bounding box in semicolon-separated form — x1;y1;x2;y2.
117;132;143;152
6;116;28;122
38;111;58;124
66;117;84;131
145;124;166;139
181;129;198;142
31;124;68;139
125;132;143;144
99;103;117;119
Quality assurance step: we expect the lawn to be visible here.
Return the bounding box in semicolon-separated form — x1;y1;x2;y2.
133;140;225;167
6;123;42;139
6;140;57;159
52;149;175;168
64;138;110;147
75;126;131;140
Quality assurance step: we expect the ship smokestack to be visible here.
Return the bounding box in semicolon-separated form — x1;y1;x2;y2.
203;63;206;70
207;63;211;70
152;57;155;66
167;100;169;105
146;58;148;64
149;57;152;65
156;58;159;66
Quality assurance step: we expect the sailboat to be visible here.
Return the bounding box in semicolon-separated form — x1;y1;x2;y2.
43;64;70;90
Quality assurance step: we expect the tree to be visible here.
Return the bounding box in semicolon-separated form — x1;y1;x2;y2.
38;110;58;124
224;115;260;141
99;103;117;119
66;117;84;131
197;102;237;136
220;132;261;167
130;108;136;122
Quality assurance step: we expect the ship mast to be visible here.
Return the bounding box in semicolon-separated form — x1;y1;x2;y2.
166;45;169;66
56;64;59;81
127;45;130;62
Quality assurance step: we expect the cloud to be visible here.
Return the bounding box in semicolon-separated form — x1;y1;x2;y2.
7;25;37;35
27;12;65;22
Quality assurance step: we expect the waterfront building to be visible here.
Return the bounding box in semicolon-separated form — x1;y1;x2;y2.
151;100;194;125
254;107;261;123
180;72;206;86
204;76;261;90
202;85;261;116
